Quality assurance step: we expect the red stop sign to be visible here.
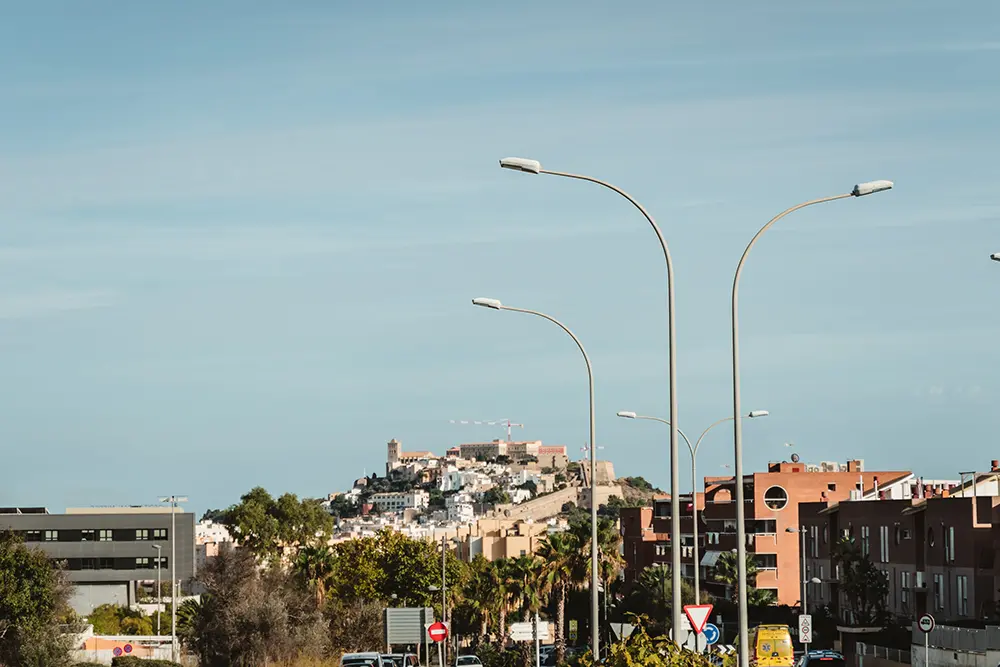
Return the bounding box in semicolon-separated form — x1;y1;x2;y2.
428;622;448;643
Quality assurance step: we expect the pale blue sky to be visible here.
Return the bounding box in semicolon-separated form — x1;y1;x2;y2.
3;2;999;514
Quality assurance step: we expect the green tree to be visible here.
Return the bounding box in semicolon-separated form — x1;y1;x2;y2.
223;487;334;563
483;488;512;506
86;604;153;636
832;536;888;626
456;556;497;641
200;509;226;523
622;565;707;635
294;545;337;606
0;531;78;667
538;532;581;664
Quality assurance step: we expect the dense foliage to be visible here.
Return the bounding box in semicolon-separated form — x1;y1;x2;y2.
0;531;79;667
832;536;889;626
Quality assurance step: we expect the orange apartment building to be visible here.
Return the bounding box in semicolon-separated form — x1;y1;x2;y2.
623;458;912;606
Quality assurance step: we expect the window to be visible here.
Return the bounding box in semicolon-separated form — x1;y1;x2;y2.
810;525;819;557
880;526;890;563
99;558;114;570
927;527;935;547
153;528;168;540
135;557;152;569
823;523;829;544
655;544;667;557
44;530;58;542
99;529;113;542
956;575;968;616
753;553;778;570
81;529;95;542
933;573;944;610
763;486;789;511
827;483;837;492
894;523;901;546
901;572;910;604
136;529;150;541
25;530;41;542
946;526;955;563
861;526;870;556
154;557;168;570
81;558;97;570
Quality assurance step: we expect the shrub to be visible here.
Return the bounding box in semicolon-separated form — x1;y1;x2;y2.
111;657;182;667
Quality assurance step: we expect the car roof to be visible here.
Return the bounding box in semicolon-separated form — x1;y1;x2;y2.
343;653;382;658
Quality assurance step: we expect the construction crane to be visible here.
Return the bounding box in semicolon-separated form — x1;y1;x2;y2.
449;418;524;443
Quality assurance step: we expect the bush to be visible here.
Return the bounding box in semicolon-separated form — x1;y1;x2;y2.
73;663;106;667
111;658;182;667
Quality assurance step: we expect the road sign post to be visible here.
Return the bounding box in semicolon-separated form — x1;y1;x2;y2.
798;614;813;645
918;614;934;667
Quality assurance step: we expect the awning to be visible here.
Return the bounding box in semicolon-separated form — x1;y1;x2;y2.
701;550;723;567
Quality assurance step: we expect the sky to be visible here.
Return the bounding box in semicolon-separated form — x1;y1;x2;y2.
2;1;1000;515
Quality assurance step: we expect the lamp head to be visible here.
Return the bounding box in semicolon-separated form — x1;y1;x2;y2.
499;157;542;174
471;297;503;309
786;527;802;533
991;253;1000;262
851;180;893;197
616;411;637;419
748;410;769;418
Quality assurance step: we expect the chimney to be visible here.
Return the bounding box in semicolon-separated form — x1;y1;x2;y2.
879;490;887;500
992;460;999;472
874;476;880;497
821;491;828;502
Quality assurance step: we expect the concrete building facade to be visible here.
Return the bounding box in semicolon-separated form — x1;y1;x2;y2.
0;506;196;614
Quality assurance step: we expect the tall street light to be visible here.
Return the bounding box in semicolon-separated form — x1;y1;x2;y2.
472;296;600;658
160;495;187;663
616;410;768;605
731;179;893;667
152;544;163;636
499;156;684;641
785;527;824;615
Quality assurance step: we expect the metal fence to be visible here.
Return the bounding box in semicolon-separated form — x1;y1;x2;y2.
857;643;912;665
911;625;1000;653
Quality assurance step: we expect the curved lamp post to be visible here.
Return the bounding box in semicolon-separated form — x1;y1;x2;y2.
500;156;684;643
616;410;768;604
731;180;893;667
471;297;600;658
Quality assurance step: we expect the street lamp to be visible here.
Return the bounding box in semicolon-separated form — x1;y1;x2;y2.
472;296;600;657
500;156;684;643
152;545;163;636
160;495;187;663
731;180;893;667
616;410;768;604
991;253;1000;262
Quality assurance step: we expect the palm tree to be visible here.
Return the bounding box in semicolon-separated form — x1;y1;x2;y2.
624;565;707;634
461;556;496;641
714;551;763;604
489;558;515;644
293;545;336;607
538;532;581;664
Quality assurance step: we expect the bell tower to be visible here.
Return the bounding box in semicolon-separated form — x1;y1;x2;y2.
386;438;401;474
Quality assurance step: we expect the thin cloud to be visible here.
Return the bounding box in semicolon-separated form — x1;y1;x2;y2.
0;290;116;320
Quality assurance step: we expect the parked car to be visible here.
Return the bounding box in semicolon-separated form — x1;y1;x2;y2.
342;652;384;667
456;655;483;666
797;650;845;667
382;654;419;667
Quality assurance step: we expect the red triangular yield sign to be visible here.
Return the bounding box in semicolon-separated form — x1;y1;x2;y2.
684;604;714;634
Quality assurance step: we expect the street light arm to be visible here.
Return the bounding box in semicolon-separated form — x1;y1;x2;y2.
693;416;738;457
499;305;593;382
730;191;861;667
537;166;683;644
628;414;694;455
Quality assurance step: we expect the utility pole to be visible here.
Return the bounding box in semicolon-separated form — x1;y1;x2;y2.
160;495;187;662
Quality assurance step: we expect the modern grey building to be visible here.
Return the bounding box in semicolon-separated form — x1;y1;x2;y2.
0;506;196;614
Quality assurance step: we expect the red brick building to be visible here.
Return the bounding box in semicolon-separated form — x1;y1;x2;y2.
800;466;1000;623
622;458;912;607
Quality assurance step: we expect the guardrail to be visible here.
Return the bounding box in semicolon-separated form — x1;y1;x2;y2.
857;643;911;665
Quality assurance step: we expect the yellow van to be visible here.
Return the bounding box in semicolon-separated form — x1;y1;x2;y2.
748;624;794;667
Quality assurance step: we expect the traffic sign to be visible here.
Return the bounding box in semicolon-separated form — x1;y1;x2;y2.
427;621;448;643
703;623;721;645
918;614;935;633
684;604;714;634
798;614;813;644
113;647;123;657
510;620;550;642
